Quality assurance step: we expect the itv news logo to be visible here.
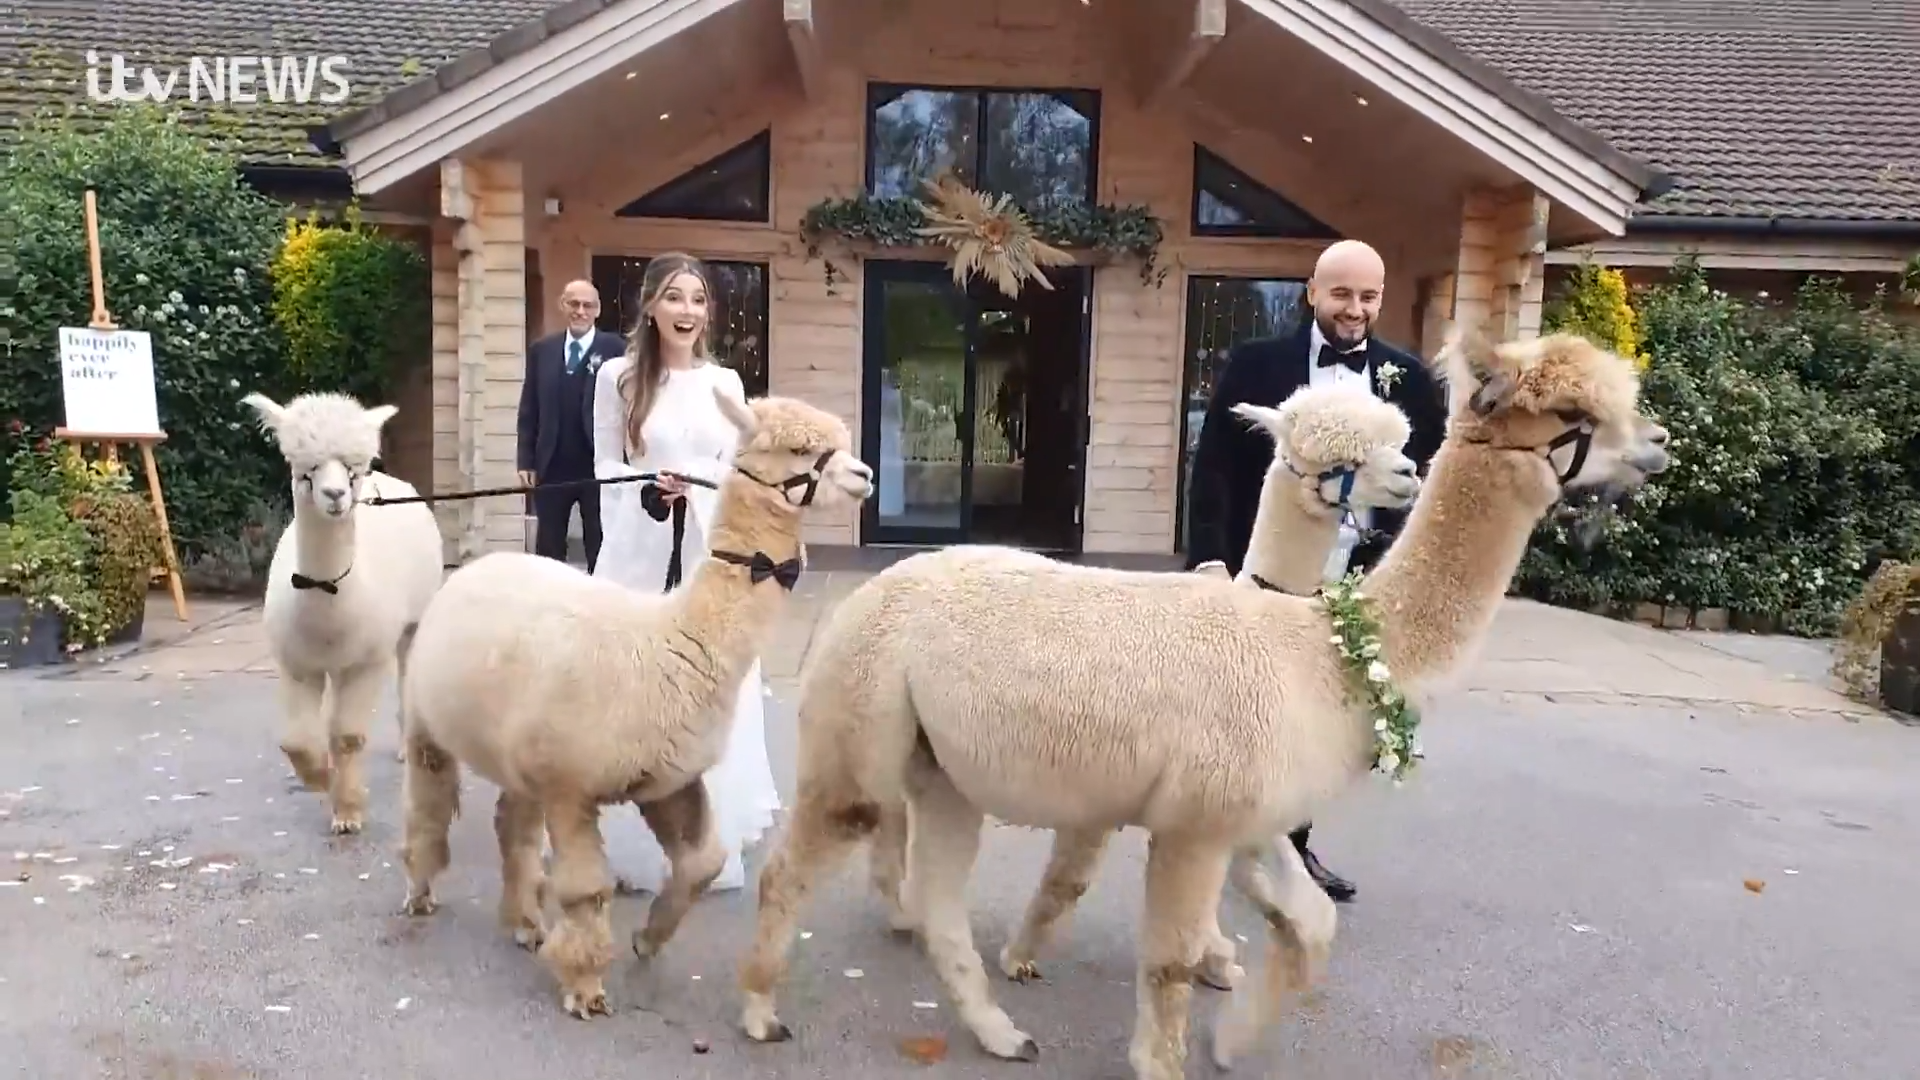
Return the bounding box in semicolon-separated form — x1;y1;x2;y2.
85;51;353;105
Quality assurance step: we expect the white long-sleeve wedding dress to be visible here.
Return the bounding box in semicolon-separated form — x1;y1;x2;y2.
587;355;781;892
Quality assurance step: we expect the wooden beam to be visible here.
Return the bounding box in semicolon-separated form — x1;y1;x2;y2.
783;0;822;101
1140;0;1226;109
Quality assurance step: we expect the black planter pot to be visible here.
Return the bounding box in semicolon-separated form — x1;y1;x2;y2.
1879;601;1920;715
0;596;67;669
105;603;146;648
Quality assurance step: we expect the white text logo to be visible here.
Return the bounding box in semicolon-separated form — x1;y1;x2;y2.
85;51;353;105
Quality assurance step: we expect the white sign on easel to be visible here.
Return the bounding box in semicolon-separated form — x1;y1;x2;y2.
58;325;162;438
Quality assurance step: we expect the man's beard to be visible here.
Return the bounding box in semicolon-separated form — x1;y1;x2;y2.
1316;312;1371;348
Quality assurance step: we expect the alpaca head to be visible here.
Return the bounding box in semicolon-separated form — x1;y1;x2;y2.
711;388;875;515
1437;328;1670;506
241;391;397;521
1231;384;1420;517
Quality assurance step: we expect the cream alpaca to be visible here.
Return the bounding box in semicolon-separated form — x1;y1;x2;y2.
244;391;444;836
991;382;1422;994
397;390;872;1021
737;329;1670;1080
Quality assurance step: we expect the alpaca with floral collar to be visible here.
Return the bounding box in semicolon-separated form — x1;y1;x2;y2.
984;382;1423;995
738;328;1671;1080
243;391;445;836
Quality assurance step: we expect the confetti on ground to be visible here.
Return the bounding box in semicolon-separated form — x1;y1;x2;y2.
690;974;702;981
169;794;200;802
19;786;41;795
32;897;46;906
51;856;77;865
395;998;411;1010
1569;923;1595;933
1784;868;1800;875
60;874;93;893
144;796;161;802
237;919;254;926
898;1034;949;1064
798;931;813;940
357;873;371;881
140;732;160;740
273;832;287;838
99;844;121;851
225;779;244;785
264;1005;291;1014
303;933;320;941
65;719;79;726
220;816;241;823
1744;878;1766;894
843;968;864;979
912;1001;938;1009
298;868;318;876
157;883;178;891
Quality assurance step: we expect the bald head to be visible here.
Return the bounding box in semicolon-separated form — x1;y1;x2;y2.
1308;240;1386;349
558;279;601;334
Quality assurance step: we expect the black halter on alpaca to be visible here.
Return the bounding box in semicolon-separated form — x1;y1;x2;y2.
703;449;837;593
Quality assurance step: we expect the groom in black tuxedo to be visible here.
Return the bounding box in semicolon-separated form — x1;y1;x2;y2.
516;279;624;572
1184;239;1446;902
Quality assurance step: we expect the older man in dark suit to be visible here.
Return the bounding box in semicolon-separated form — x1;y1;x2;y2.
516;279;624;571
1184;239;1447;902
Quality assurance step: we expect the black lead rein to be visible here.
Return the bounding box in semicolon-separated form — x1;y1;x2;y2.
360;470;718;507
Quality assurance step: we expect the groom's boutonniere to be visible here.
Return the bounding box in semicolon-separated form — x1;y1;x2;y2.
588;352;606;374
1375;360;1403;395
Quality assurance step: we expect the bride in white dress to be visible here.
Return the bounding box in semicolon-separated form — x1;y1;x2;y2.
587;253;781;893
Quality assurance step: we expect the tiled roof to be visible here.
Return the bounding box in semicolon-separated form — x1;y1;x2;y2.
8;0;1918;224
1389;0;1920;222
3;0;550;164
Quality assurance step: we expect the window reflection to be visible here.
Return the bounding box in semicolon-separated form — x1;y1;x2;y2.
1176;275;1309;552
867;85;1096;210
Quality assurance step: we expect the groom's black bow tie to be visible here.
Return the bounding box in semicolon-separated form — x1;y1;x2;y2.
1316;343;1368;375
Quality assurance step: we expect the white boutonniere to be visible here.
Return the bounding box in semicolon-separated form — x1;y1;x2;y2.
588;352;606;374
1375;360;1403;395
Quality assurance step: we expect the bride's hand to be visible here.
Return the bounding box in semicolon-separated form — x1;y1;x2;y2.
655;473;689;501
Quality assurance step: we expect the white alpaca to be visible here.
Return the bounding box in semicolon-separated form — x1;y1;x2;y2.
244;392;444;836
988;383;1422;993
738;329;1671;1080
395;391;873;1021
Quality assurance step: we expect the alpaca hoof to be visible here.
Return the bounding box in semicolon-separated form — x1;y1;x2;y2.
1004;957;1042;983
631;932;658;962
744;1016;792;1043
513;925;546;951
329;815;363;836
563;990;610;1020
401;892;438;917
1197;958;1243;992
991;1036;1041;1063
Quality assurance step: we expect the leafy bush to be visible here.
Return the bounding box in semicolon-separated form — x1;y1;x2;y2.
1;436;165;650
272;207;430;405
1543;263;1649;369
1;104;294;556
1517;260;1920;636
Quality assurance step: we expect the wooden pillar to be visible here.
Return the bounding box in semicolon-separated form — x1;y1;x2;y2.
1452;184;1550;342
434;156;528;562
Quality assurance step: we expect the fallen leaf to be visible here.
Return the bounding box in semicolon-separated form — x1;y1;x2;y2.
1743;878;1766;894
899;1035;948;1065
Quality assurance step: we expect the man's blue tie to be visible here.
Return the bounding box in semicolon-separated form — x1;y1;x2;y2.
566;338;584;374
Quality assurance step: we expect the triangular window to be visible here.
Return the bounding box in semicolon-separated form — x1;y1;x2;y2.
615;130;772;223
1190;145;1339;240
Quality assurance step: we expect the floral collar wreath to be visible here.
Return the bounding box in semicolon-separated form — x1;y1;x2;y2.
1318;569;1422;783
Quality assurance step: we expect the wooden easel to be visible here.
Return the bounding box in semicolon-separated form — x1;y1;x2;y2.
53;189;190;623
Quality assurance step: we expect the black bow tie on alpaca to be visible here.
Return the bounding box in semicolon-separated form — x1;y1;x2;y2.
1316;343;1368;375
712;549;803;590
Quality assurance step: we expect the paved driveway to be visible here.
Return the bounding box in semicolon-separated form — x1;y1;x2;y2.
3;653;1915;1079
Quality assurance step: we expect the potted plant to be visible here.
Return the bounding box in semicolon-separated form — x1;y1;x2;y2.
0;489;105;667
1833;559;1920;712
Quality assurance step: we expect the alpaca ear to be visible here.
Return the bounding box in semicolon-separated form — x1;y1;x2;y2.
240;392;286;432
1230;401;1290;445
1438;325;1514;416
713;385;758;436
363;404;399;430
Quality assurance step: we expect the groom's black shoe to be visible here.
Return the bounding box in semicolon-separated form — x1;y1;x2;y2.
1300;847;1357;903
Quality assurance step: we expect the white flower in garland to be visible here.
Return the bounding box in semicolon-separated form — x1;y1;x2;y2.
1317;570;1423;784
1375;360;1403;395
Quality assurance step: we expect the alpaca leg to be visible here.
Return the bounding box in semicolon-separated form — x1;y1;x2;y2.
1208;839;1339;1072
868;798;915;934
495;791;549;950
907;770;1039;1062
323;659;388;835
739;786;884;1044
538;799;616;1020
1194;850;1258;992
277;670;331;793
632;780;728;960
1126;836;1233;1080
399;730;461;916
1000;826;1111;983
392;623;418;764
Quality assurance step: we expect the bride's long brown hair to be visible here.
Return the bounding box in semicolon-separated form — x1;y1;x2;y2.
617;252;713;458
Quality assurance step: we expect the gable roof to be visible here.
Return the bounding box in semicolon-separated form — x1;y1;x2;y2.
2;0;550;164
1388;0;1920;223
8;0;1918;227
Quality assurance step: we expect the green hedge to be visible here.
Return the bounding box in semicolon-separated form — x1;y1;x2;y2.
0;105;293;556
1517;260;1920;636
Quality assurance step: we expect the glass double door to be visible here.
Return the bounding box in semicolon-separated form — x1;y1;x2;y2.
860;260;1090;551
